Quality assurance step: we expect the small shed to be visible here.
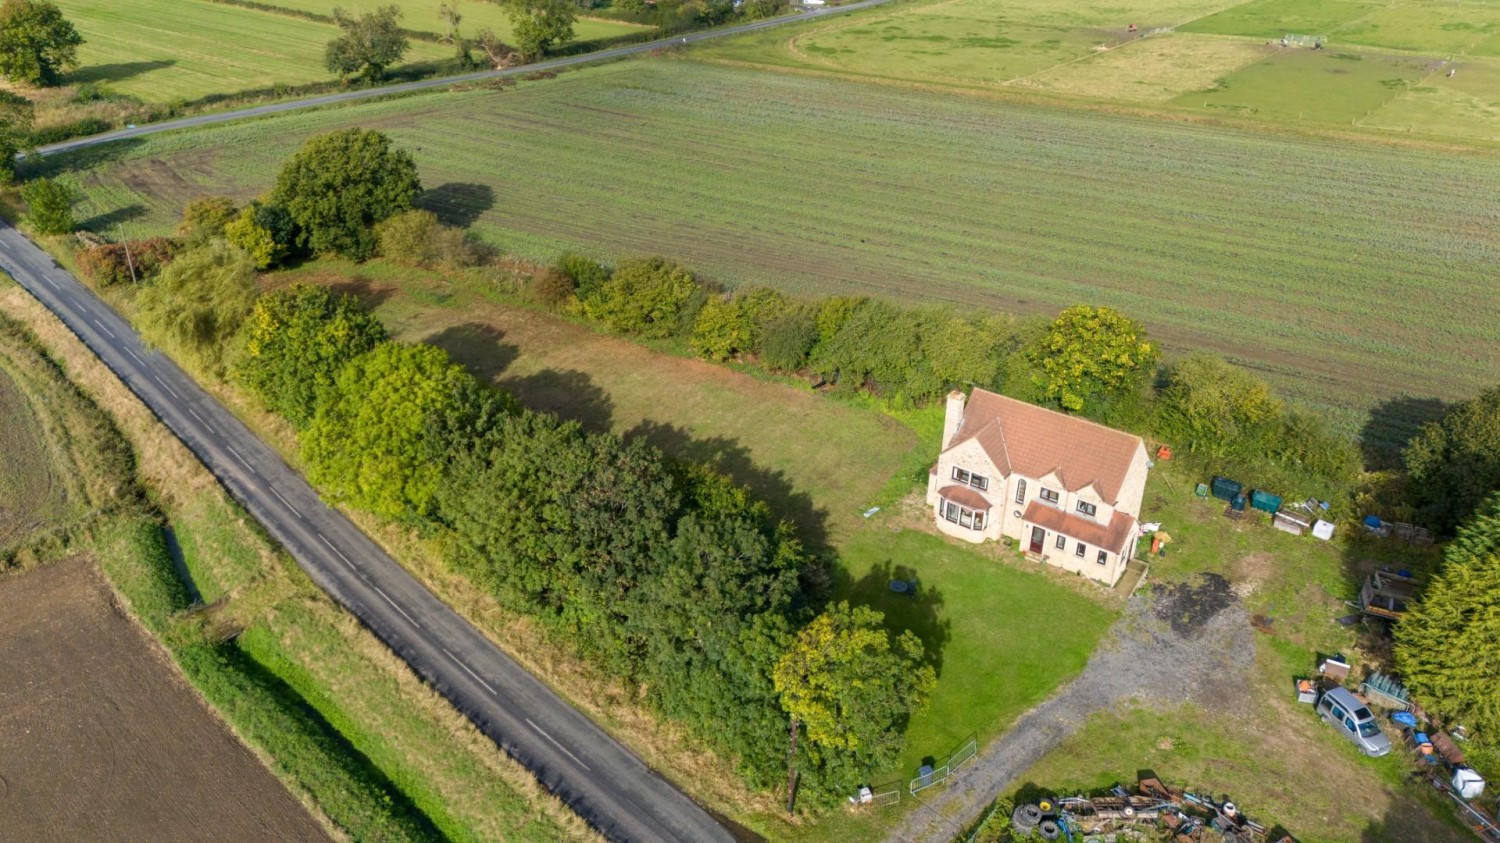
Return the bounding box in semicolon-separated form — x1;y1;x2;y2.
1359;568;1418;621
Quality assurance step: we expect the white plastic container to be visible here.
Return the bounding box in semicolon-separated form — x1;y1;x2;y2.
1454;766;1486;800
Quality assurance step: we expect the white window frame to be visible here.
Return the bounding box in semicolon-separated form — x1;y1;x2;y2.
1040;487;1060;504
941;497;986;532
1014;478;1026;504
1076;500;1097;518
1055;534;1066;550
952;467;971;485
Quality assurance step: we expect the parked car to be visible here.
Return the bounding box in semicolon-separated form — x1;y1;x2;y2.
1317;686;1392;757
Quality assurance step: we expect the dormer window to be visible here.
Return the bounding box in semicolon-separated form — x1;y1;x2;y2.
951;467;988;491
1076;501;1097;518
1040;488;1059;504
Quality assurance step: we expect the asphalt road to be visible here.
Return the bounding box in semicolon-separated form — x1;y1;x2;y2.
0;219;737;843
33;0;894;159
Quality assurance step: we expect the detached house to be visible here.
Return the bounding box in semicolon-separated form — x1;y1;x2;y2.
926;388;1150;587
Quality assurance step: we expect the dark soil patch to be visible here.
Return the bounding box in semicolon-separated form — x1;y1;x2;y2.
1153;572;1236;635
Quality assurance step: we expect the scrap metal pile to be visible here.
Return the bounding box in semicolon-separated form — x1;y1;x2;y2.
1008;777;1295;843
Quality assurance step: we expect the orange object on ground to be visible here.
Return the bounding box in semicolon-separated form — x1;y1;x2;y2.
1157;445;1173;460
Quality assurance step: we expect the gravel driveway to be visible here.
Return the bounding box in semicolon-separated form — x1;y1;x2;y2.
887;573;1254;843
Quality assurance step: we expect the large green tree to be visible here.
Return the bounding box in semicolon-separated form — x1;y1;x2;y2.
1395;492;1500;740
19;175;74;234
271;129;422;260
236;284;388;427
326;5;409;82
1404;386;1500;536
303;341;508;519
0;0;82;86
0;88;32;181
1027;304;1157;414
774;602;935;777
493;0;575;59
134;241;260;373
1155;355;1282;457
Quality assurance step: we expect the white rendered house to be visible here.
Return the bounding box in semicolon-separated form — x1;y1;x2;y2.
926;388;1150;586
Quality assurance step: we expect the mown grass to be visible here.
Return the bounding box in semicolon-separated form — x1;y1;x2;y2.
49;58;1500;441
698;0;1500;143
52;0;451;103
0;279;591;843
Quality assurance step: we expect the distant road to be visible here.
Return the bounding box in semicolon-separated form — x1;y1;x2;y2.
0;220;736;843
34;0;893;159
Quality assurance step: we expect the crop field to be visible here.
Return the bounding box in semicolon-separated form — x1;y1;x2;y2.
0;559;331;841
53;0;450;103
0;369;58;550
56;60;1500;440
254;0;649;45
698;0;1500;142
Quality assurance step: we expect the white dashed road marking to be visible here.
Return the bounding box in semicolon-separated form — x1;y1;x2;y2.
270;487;303;519
373;585;420;627
227;445;255;474
93;318;116;338
527;718;592;771
153;375;180;399
443;648;498;695
127;348;144;365
317;532;357;571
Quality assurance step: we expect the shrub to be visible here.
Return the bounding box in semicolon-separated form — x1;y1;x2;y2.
528;268;575;310
691;294;752;362
1027;305;1157;415
759;309;817;372
553;251;609;298
224;201;296;269
75;237;178;286
20;176;76;234
582;255;699;339
27;116;108;146
176;195;238;248
375;209;483;268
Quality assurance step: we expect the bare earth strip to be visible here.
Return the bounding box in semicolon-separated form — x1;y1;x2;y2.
0;558;330;843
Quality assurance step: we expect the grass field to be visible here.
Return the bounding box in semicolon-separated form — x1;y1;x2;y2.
0;281;589;843
252;0;649;45
52;59;1500;441
698;0;1500;142
51;0;451;104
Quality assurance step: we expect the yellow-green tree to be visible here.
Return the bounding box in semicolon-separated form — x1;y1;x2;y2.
134;240;258;374
1028;304;1156;414
774;602;934;771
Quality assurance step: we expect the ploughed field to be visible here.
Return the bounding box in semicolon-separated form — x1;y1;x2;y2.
0;558;329;842
57;60;1500;437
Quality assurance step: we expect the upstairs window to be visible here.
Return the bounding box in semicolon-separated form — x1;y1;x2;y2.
950;466;987;491
1040;488;1059;504
1076;501;1097;518
1014;478;1027;504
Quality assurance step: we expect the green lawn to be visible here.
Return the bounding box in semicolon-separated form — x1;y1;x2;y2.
251;0;649;44
54;0;451;103
52;59;1500;442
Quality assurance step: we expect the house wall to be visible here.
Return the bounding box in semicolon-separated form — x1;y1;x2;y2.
929;439;1005;543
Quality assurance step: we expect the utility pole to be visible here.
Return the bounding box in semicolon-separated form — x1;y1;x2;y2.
116;223;137;284
785;716;799;816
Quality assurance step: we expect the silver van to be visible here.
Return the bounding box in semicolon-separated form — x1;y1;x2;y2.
1317;686;1392;757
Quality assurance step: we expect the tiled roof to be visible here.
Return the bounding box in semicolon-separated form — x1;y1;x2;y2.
937;485;991;511
948;389;1143;505
1023;500;1137;554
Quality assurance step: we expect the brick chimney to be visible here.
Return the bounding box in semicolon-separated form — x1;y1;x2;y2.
941;390;966;449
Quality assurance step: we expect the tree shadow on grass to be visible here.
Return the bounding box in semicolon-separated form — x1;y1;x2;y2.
416;183;495;228
623;419;832;556
322;276;397;314
501;368;615;433
423;322;519;383
1358;395;1450;471
68;59;176;85
77;204;147;233
832;557;950;676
